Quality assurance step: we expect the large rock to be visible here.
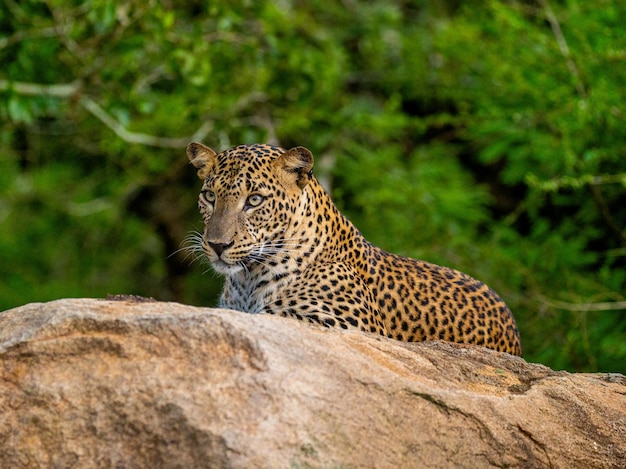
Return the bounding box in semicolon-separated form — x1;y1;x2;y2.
0;298;624;468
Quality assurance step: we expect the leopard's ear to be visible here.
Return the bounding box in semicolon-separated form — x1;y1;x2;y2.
186;142;217;180
274;146;314;189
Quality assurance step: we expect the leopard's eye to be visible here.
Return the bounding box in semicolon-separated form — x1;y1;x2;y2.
245;194;264;208
202;190;216;204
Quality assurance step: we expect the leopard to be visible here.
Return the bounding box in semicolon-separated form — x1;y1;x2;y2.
186;142;522;356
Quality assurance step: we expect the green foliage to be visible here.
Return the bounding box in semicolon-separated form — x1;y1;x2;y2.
0;0;624;373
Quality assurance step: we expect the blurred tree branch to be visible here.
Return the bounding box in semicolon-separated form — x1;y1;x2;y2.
0;79;212;148
538;296;626;312
0;79;81;98
79;98;212;148
589;184;626;246
538;0;623;246
0;27;58;50
538;0;587;98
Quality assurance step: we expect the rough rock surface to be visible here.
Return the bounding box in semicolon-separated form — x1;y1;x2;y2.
0;298;624;468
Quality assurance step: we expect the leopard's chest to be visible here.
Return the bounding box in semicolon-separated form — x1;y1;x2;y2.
220;271;295;314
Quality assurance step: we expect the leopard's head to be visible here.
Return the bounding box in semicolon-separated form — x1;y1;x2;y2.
187;142;313;275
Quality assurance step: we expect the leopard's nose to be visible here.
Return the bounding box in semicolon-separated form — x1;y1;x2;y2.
208;241;234;257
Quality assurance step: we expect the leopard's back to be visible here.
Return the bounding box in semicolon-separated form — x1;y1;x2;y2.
361;244;521;354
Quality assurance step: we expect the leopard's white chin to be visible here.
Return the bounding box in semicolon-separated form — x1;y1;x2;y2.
211;259;244;275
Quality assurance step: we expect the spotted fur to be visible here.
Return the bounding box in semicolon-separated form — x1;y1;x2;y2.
187;142;522;355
